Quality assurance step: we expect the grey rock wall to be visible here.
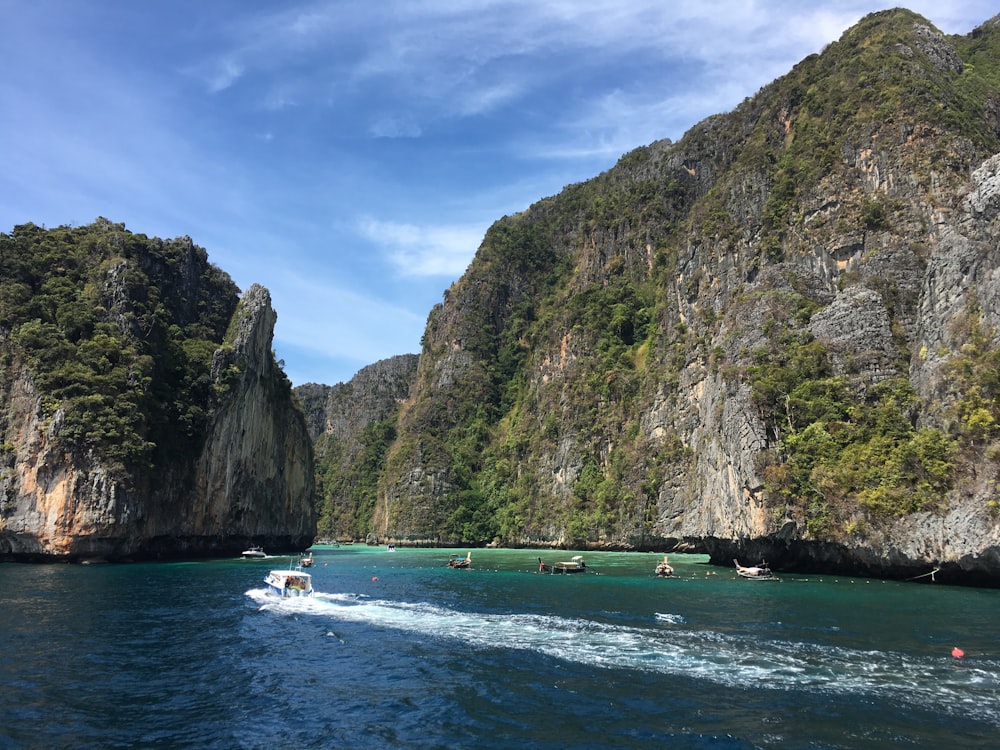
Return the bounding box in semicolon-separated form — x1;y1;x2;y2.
0;283;315;561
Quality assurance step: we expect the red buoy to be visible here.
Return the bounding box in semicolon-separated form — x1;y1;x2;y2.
952;647;965;659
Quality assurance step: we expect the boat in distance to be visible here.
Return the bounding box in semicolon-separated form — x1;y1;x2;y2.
552;555;587;573
655;556;675;577
536;555;588;573
241;546;266;558
734;559;778;580
264;569;314;598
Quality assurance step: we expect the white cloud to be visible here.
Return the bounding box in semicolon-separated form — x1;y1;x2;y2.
182;0;997;123
202;57;246;93
453;81;524;118
358;217;485;277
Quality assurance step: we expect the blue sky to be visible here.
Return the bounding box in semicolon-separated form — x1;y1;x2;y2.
1;1;996;387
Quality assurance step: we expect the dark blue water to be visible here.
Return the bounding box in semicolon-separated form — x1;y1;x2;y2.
1;546;997;749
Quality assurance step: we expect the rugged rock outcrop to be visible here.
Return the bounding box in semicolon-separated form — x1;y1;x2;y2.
317;354;419;447
364;10;1000;585
0;223;315;561
190;285;316;554
300;355;418;540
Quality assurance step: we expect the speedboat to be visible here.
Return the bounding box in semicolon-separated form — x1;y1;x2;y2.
264;569;314;598
298;552;314;567
242;546;266;558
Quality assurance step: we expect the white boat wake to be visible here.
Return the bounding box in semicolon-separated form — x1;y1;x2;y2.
246;588;1000;725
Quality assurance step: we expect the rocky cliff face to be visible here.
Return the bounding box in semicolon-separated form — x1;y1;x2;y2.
0;223;314;561
316;354;419;448
696;150;1000;584
369;10;1000;584
0;356;129;560
299;355;418;540
190;284;316;554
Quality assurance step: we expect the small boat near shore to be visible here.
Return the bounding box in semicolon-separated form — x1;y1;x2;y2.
552;555;587;574
242;546;266;559
447;552;471;568
264;569;314;598
734;559;777;580
655;556;675;577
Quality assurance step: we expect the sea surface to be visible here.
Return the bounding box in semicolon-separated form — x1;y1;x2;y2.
1;546;998;749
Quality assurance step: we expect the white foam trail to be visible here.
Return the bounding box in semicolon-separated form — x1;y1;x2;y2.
246;588;1000;724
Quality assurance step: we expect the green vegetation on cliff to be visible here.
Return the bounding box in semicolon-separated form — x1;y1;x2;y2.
0;219;239;474
315;420;396;539
312;11;1000;557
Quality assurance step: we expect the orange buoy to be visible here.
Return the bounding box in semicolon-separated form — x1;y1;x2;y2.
951;647;965;659
372;576;378;582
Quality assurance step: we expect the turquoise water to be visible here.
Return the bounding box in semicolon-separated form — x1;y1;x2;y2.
1;546;997;749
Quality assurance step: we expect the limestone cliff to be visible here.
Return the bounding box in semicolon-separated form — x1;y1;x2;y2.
297;355;418;540
369;10;1000;584
0;222;314;561
191;284;316;553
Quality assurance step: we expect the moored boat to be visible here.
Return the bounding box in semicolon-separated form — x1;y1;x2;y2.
298;552;314;567
734;559;777;580
242;546;266;559
553;555;587;574
264;569;314;598
447;552;471;568
655;556;675;577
